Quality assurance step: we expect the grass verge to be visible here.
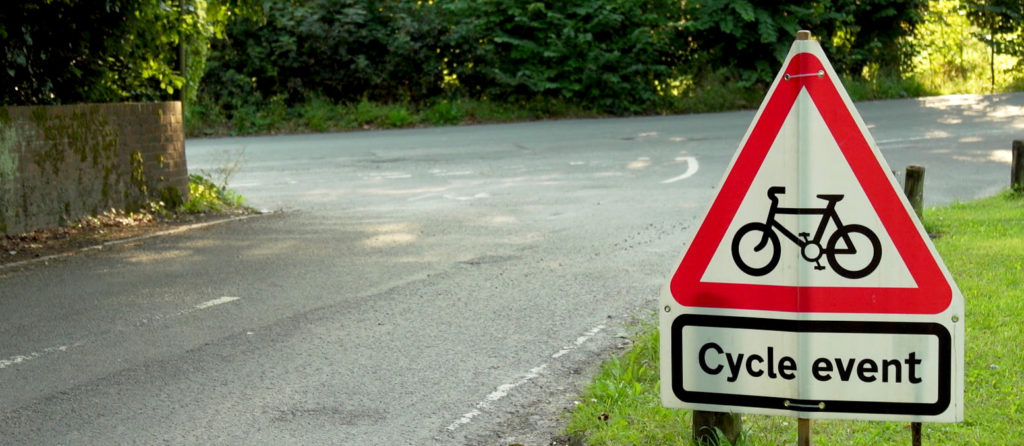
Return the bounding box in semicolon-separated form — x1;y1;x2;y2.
565;190;1024;445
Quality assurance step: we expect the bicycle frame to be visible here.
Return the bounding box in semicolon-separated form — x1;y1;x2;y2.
733;186;881;278
755;187;848;252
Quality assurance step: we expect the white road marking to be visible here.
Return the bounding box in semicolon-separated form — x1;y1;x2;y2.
2;296;243;373
447;364;548;432
0;344;77;370
551;348;572;359
195;296;240;310
447;323;607;432
553;324;606;358
661;156;699;184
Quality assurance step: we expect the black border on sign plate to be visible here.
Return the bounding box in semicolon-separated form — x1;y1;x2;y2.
671;314;951;415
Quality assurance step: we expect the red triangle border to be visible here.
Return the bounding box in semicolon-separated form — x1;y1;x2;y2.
669;52;952;314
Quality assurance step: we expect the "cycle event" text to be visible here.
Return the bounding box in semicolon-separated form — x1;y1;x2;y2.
697;342;925;384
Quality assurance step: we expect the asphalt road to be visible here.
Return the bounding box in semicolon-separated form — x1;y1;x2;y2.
1;92;1021;445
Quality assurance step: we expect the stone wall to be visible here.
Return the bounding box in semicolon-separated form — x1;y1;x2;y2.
0;102;188;235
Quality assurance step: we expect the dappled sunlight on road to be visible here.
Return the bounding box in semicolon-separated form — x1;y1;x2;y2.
240;239;304;259
924;129;953;139
988;150;1013;164
298;188;356;202
120;249;193;264
917;94;988;110
363;232;417;248
482;215;519;225
950;149;1013;164
916;94;1024;128
627;157;652;170
359;222;419;248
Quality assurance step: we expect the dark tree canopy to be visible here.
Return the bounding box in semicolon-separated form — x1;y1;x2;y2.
1;0;254;106
1;1;138;105
9;0;1012;112
678;0;927;86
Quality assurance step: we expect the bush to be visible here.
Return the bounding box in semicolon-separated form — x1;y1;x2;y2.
441;0;684;114
200;0;447;109
184;174;245;213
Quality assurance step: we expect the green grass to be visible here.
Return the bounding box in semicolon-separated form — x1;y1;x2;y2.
180;173;248;214
566;191;1024;445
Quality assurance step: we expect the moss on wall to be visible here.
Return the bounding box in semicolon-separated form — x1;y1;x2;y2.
0;102;187;235
0;124;21;234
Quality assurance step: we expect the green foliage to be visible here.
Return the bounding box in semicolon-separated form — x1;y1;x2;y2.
679;0;926;86
0;0;257;105
442;0;684;114
565;326;691;445
912;0;1023;93
962;0;1024;60
184;173;245;213
423;100;466;126
201;0;447;113
182;0;1024;136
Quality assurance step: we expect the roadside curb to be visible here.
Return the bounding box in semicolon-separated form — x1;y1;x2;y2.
0;213;267;272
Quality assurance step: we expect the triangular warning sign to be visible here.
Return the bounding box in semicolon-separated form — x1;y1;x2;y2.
668;39;952;315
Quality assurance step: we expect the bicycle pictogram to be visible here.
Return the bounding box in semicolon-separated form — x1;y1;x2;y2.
731;186;881;279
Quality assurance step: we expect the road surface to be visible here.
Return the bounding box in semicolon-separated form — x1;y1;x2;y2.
1;92;1021;445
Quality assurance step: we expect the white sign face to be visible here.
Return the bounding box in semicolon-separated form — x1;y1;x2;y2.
670;316;951;417
659;36;964;423
699;90;916;289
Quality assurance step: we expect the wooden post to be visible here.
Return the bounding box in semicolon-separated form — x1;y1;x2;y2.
692;411;742;445
906;175;928;444
797;30;812;40
1012;140;1024;191
798;418;813;446
911;421;923;446
904;165;925;220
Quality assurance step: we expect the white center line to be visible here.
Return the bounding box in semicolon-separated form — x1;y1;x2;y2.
195;296;241;310
0;343;79;370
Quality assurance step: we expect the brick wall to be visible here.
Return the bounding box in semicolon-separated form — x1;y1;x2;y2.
0;102;188;235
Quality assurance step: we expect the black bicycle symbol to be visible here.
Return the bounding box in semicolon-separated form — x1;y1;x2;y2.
731;186;882;279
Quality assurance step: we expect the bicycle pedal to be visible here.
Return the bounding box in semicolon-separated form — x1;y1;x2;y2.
799;232;810;240
814;265;826;271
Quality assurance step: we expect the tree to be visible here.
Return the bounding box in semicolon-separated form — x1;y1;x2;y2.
962;0;1024;88
0;0;254;105
678;0;926;86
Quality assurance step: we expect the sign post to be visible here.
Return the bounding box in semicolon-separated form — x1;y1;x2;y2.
660;30;964;435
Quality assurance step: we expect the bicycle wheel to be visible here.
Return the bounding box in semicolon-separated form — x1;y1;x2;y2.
731;222;781;277
826;224;881;279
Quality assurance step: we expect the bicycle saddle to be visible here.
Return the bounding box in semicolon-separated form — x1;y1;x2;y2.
816;194;844;202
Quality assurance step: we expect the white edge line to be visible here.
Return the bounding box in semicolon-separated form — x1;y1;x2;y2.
447;364;549;432
448;323;607;432
445;410;482;431
0;214;265;272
